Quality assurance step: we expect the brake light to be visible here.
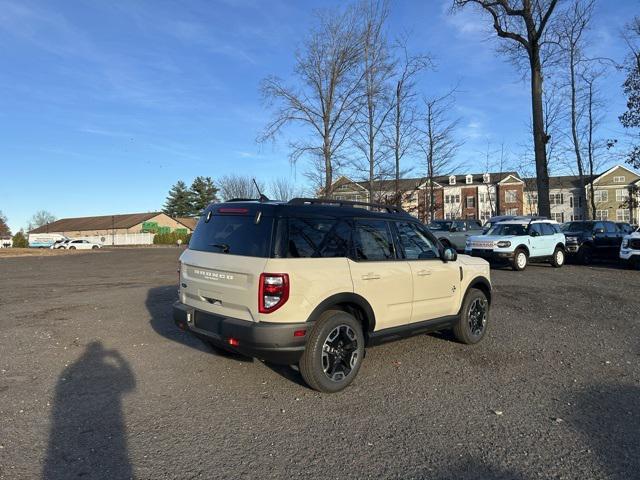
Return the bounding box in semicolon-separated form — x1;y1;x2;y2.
259;273;289;313
218;207;249;214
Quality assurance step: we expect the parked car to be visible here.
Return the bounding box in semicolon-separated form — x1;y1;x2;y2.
482;215;531;233
62;239;102;250
620;226;640;270
50;239;71;249
616;222;635;235
465;218;566;271
427;219;484;251
561;220;624;264
173;198;492;393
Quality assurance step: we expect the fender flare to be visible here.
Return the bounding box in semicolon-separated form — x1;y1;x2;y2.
466;276;492;305
305;292;376;333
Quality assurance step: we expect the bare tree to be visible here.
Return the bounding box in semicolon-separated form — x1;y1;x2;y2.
385;39;431;207
350;0;395;203
419;91;462;222
260;4;364;197
453;0;560;218
582;71;607;220
553;0;594;211
217;175;266;201
269;177;303;201
28;210;56;231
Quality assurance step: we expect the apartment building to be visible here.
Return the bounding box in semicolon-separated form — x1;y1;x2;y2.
325;172;525;223
323;164;640;225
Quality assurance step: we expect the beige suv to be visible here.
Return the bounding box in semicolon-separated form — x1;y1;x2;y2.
173;198;492;393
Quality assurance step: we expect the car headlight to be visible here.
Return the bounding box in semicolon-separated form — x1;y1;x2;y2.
496;241;511;248
622;239;628;248
567;236;577;242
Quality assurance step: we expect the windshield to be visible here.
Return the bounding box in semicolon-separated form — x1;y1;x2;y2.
486;223;528;236
562;222;594;232
189;213;273;257
427;221;452;231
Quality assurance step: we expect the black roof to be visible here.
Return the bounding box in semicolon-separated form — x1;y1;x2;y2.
210;198;415;220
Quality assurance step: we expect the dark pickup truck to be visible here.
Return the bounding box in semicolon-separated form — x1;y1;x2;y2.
561;220;626;264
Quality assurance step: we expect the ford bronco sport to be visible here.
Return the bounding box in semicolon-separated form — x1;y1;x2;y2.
465;218;566;271
173;198;492;393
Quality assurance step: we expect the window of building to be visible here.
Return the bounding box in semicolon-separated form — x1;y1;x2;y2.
549;193;564;205
445;212;454;220
449;175;456;185
595;210;609;220
353;220;395;261
550;212;564;223
505;208;518;216
466;196;475;208
616;189;629;202
594;190;608;203
613;175;626;183
616;209;631;222
466;175;473;184
480;211;491;222
505;190;517;203
444;194;460;204
483;173;491;184
571;214;583;221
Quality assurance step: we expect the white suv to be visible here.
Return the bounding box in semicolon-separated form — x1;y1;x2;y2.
620;227;640;270
465;218;566;271
174;199;492;392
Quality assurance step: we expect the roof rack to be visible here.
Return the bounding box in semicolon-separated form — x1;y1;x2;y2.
287;197;408;214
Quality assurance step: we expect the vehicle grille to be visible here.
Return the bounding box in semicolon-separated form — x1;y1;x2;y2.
629;239;640;250
472;249;494;257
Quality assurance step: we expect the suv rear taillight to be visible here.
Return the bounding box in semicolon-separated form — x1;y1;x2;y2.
259;273;289;313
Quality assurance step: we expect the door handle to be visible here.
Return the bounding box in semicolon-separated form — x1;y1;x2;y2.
361;273;381;280
417;269;432;276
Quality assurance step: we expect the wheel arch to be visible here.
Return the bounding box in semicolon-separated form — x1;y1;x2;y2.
515;244;530;256
556;242;566;251
305;292;376;335
466;276;492;305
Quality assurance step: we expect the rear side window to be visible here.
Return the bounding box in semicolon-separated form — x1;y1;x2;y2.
353;220;395;261
605;222;617;233
286;218;350;258
189;213;273;257
541;223;556;236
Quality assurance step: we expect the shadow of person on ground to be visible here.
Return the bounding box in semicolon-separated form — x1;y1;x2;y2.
42;341;135;480
568;383;640;480
146;285;251;361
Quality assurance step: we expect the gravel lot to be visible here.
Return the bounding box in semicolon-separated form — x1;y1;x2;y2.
1;248;638;479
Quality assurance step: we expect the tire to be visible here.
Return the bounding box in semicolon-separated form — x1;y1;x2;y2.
550;247;565;268
92;245;99;250
299;310;365;393
452;288;489;345
511;248;528;271
69;246;76;250
578;245;593;265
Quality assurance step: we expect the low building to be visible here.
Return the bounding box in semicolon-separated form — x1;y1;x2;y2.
0;236;11;248
29;212;195;245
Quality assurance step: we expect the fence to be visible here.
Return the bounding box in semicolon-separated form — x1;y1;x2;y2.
82;233;155;246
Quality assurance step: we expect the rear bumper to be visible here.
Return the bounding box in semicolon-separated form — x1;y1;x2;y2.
173;302;309;365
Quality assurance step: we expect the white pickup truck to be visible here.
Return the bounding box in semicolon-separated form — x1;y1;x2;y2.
620;227;640;270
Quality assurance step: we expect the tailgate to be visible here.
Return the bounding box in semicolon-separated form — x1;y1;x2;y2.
180;249;268;322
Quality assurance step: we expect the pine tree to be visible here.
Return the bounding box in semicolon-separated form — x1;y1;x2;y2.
12;230;28;248
163;181;193;217
0;210;10;237
189;176;219;214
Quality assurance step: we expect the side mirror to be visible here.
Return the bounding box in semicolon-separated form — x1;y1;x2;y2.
443;247;457;262
449;226;458;232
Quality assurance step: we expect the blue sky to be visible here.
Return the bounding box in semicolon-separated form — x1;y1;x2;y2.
1;0;637;233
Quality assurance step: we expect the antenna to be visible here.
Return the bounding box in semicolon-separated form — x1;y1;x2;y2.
252;178;269;202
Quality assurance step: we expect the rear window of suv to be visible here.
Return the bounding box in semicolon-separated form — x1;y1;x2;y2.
286;217;351;258
189;213;273;257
